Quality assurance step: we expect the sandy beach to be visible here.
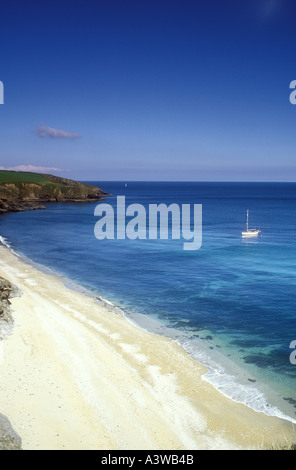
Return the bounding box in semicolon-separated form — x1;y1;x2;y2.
0;244;295;450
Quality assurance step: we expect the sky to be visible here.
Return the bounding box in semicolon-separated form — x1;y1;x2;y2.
0;0;296;181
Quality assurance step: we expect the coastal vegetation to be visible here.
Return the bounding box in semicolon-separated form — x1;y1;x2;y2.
0;170;109;213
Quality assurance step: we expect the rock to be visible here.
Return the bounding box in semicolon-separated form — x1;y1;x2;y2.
0;276;21;340
0;414;22;450
0;199;46;213
0;276;14;337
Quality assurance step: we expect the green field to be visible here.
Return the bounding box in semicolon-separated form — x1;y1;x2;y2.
0;170;55;185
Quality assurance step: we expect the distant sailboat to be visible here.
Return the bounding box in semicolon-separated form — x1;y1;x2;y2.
242;210;260;238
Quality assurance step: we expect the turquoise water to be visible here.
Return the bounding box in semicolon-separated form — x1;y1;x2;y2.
0;182;296;422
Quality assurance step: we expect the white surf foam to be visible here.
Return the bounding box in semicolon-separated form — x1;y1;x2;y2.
178;336;296;425
0;235;21;257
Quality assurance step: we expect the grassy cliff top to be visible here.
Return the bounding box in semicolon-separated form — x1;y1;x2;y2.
0;170;98;188
0;170;106;192
0;170;54;185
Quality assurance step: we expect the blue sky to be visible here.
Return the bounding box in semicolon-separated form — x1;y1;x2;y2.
0;0;296;181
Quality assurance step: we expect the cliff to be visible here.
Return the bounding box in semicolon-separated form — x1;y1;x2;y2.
0;170;110;214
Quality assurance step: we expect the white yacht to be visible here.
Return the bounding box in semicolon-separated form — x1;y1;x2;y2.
242;210;260;238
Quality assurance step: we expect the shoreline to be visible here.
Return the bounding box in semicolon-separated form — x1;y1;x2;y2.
0;244;295;450
2;236;293;426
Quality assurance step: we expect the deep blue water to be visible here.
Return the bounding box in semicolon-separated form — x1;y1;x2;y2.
1;181;296;422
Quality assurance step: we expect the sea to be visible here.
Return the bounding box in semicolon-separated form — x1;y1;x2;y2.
0;181;296;424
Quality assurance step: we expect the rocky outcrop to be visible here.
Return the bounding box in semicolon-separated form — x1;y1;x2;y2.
0;200;47;214
0;276;15;340
0;278;22;450
0;414;22;450
0;276;21;339
0;171;110;214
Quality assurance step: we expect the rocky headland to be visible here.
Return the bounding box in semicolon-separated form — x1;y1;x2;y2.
0;170;110;214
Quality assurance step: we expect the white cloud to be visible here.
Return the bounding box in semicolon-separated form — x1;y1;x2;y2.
34;125;81;139
0;165;67;173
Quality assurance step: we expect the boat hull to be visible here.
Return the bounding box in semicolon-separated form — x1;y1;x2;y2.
242;230;260;238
